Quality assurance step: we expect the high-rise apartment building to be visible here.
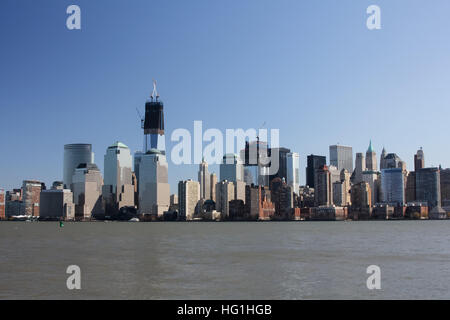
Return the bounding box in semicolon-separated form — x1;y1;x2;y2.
178;180;200;220
215;180;235;219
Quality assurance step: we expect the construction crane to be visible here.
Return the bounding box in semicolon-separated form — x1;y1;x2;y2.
136;107;144;129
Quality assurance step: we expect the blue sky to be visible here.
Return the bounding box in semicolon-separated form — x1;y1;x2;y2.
1;0;450;192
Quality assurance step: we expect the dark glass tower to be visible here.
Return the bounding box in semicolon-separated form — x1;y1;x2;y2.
143;81;165;154
306;154;326;188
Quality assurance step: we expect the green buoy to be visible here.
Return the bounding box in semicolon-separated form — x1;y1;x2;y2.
59;221;64;227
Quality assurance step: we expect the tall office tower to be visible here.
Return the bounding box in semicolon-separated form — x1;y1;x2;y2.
353;152;366;184
414;147;425;171
405;171;416;202
416;167;441;208
0;189;5;219
286;152;300;194
40;188;75;220
329;145;353;173
381;168;405;205
306;154;326;188
215;180;235;219
72;163;104;220
138;150;170;217
21;180;42;216
362;171;380;204
198;158;210;200
380;147;388;170
270;178;293;219
102;142;135;216
134;151;144;185
382;153;403;169
138;81;170;217
268;147;291;183
63;144;94;189
210;173;217;202
441;168;450;203
351;182;372;209
143;80;165;153
178;180;200;221
365;140;377;171
333;169;351;206
241;140;270;186
314;165;332;207
220;153;244;182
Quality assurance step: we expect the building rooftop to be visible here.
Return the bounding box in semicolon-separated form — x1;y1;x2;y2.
108;141;129;149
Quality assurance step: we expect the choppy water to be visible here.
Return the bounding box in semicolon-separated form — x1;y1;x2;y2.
1;221;450;299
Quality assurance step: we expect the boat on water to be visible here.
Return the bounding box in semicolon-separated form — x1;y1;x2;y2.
129;217;140;222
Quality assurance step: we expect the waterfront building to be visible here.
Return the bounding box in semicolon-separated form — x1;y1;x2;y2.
362;170;380;204
306;154;326;188
416;167;441;208
0;189;5;219
258;186;275;221
350;181;372;220
229;199;246;220
40;187;75;220
286;152;300;194
329;145;353;173
333;169;351;206
440;168;450;203
314;165;332;207
215;180;235;219
72;163;104;220
102;142;134;216
311;206;347;221
198;158;210;200
405;171;416;202
245;184;271;220
220;153;244;182
169;194;179;212
270;177;293;219
138;150;170;217
178;180;200;221
137;82;170;217
21;180;43;217
63;144;94;189
414;148;425;171
381;168;405;205
365;140;377;171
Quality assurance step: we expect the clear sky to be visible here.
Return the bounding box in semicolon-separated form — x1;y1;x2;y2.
1;0;450;192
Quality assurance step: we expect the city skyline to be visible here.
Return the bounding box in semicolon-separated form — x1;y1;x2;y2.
2;1;450;192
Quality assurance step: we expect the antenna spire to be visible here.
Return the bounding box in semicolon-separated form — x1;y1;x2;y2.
151;79;159;101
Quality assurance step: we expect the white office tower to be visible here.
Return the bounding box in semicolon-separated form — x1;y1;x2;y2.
102;142;135;215
137;81;170;217
72;163;104;220
138;149;170;217
178;179;200;220
286;152;300;194
198;158;211;200
215;180;235;219
329;145;353;173
63;144;94;189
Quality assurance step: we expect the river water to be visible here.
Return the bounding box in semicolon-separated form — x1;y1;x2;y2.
1;221;449;299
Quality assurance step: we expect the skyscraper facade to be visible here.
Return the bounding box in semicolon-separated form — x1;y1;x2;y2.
72;163;104;220
416;167;441;208
381;168;405;205
21;180;43;217
215;180;235;219
414;148;425;171
220;153;244;182
314;165;332;207
329;145;353;173
306;154;326;188
365;140;377;171
178;179;200;221
241;140;270;186
198;159;210;200
210;173;217;202
63;144;94;189
286;152;300;194
102;142;134;215
0;189;5;219
353;152;366;184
